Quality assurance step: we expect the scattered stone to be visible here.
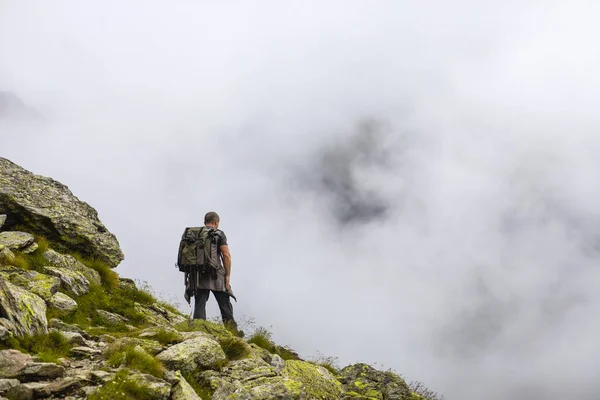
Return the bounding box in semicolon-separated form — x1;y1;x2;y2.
21;377;83;398
0;327;12;342
43;250;101;287
170;370;201;400
156;334;226;374
0;232;34;252
99;334;116;344
89;370;113;384
48;292;78;314
0;350;32;380
42;266;90;297
118;277;137;291
0;157;124;268
70;347;101;358
4;383;33;400
0;215;6;229
48;319;89;339
0;280;47;337
96;310;128;326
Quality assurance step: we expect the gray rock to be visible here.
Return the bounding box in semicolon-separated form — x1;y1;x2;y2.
0;280;47;337
48;319;89;339
89;370;113;384
18;362;65;381
69;347;101;358
271;354;286;374
156;334;226;374
338;363;411;400
134;302;186;327
43;250;101;287
4;384;33;400
42;266;89;297
20;243;37;254
105;337;164;356
54;331;86;346
96;310;127;326
170;370;201;400
0;350;31;380
0;327;11;342
0;269;61;301
21;377;83;398
48;292;77;314
0;379;19;394
0;158;124;268
0;215;6;229
0;232;34;251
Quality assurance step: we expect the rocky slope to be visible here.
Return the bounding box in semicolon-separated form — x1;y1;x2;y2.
0;158;437;400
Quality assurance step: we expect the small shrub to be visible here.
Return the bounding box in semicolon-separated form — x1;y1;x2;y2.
409;381;446;400
106;344;165;378
34;236;50;253
88;369;157;400
247;326;301;361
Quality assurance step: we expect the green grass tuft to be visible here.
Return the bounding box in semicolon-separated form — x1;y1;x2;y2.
218;336;251;361
88;369;159;400
105;344;165;378
152;328;182;346
247;326;301;361
0;331;71;363
181;371;214;400
72;254;119;290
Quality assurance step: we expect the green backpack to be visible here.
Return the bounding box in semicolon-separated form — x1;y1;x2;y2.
176;226;220;277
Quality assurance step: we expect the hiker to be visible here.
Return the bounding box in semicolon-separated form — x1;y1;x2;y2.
178;211;243;336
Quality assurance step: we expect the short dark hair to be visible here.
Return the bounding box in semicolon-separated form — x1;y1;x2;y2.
204;211;220;225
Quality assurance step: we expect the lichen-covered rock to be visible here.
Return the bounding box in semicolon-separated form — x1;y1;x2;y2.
0;280;47;337
0;214;6;229
106;337;164;356
48;292;77;314
17;362;65;382
0;232;34;251
42;266;89;297
134;303;186;327
339;363;411;400
138;327;184;343
0;246;15;265
96;310;128;326
43;250;101;287
156;334;226;374
0;158;124;268
170;370;201;400
21;242;38;254
0;269;61;302
283;360;342;400
48;319;89;338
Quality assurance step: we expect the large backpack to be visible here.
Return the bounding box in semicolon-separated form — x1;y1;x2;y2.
176;226;220;277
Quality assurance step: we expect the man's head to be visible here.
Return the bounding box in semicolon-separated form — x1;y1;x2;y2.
204;211;220;228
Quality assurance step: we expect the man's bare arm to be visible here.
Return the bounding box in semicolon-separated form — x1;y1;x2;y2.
220;244;232;288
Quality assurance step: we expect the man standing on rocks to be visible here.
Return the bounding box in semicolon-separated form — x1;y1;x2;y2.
190;212;243;337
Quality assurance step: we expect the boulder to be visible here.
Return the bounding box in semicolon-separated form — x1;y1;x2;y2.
70;346;101;358
156;334;226;374
0;379;19;395
0;280;47;337
0;350;64;382
20;377;83;398
96;310;128;326
170;371;201;400
338;363;412;400
43;250;101;287
283;360;342;400
48;292;77;314
0;215;6;229
0;232;34;252
0;158;124;268
42;266;89;297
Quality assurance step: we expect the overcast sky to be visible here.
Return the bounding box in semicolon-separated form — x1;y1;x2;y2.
2;1;600;399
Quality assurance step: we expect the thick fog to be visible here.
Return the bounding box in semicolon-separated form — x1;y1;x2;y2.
2;1;600;399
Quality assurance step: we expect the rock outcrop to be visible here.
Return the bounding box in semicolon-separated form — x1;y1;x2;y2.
0;158;124;267
0;158;441;400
